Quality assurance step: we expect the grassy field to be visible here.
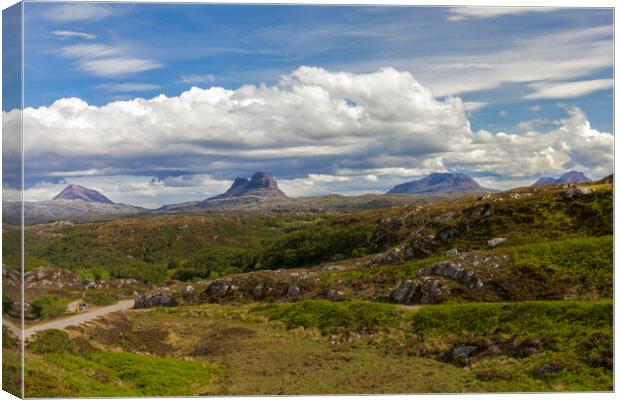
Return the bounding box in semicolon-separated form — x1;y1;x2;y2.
9;298;611;396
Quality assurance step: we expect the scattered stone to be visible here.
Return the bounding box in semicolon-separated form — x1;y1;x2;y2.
488;237;507;248
446;248;458;256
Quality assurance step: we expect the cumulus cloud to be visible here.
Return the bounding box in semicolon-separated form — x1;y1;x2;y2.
3;66;612;205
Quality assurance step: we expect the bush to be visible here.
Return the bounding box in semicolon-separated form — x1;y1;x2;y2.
30;295;71;319
3;294;14;314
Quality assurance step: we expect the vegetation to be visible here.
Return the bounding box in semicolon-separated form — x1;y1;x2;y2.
3;294;14;314
252;300;401;333
30;295;71;319
25;335;222;397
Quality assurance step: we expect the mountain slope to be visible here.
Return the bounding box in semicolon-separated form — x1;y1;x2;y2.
387;173;495;195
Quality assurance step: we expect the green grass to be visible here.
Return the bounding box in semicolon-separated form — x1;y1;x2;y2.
406;300;612;391
251;300;402;333
24;329;223;397
508;236;612;293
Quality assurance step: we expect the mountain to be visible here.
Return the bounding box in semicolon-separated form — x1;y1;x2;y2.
3;184;143;225
53;184;114;204
532;170;592;186
387;172;495;195
209;172;286;200
157;172;288;213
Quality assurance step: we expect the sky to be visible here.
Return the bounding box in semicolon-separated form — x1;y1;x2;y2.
1;3;614;208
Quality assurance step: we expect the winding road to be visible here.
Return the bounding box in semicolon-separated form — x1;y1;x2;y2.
3;299;135;339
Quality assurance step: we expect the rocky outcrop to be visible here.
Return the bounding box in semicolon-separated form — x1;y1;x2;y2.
418;261;483;289
391;278;448;304
133;290;179;309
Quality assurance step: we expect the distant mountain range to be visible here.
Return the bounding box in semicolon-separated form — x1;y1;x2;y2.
387;172;495;195
3;170;601;225
532;170;592;186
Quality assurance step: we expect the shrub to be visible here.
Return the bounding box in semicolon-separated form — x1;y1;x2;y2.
30;295;70;319
3;294;14;314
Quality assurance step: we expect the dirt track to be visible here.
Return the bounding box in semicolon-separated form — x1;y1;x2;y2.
2;299;135;339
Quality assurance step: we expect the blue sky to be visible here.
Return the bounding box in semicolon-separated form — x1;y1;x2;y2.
3;3;614;207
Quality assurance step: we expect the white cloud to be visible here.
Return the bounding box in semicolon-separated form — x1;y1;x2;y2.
447;7;558;21
177;74;216;84
60;44;119;58
4;66;612;204
415;25;612;97
463;101;488;111
47;4;119;22
52;30;96;40
96;83;162;93
530;105;541;112
59;43;161;78
526;79;613;99
77;57;162;77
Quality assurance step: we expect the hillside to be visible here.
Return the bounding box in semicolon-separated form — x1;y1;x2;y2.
3;179;613;396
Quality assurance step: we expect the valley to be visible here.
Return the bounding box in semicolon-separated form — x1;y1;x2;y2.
1;173;614;396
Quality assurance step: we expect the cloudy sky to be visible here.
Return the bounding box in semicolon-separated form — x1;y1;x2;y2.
2;3;613;208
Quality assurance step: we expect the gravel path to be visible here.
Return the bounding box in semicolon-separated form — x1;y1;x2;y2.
2;299;135;339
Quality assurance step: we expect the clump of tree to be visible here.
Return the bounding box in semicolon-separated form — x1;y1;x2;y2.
253;224;375;270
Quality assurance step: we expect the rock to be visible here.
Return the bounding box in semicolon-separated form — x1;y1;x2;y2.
564;185;592;199
133;291;178;309
535;364;564;377
286;285;301;299
322;265;345;271
452;345;478;360
205;280;231;297
438;228;458;243
418;261;483;289
251;283;265;299
182;285;195;300
391;277;448;304
446;248;458;256
325;288;344;300
488;237;507;248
